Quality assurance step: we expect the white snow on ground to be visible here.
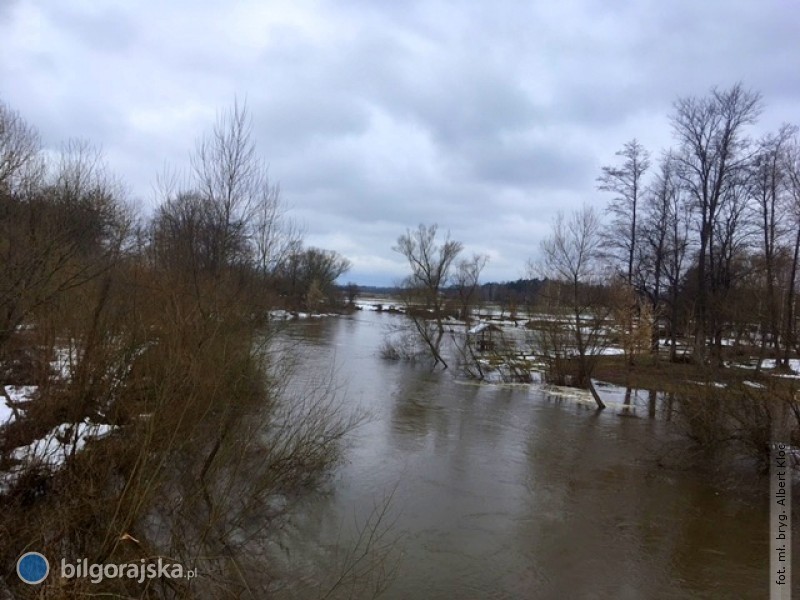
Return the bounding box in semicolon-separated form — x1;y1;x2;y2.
0;400;12;425
760;359;800;373
1;385;37;425
598;347;626;356
10;420;115;468
491;319;523;328
468;322;493;335
657;338;691;348
355;303;379;311
1;419;116;494
52;346;79;380
4;385;37;404
687;381;727;388
744;381;766;389
269;310;340;320
729;358;800;378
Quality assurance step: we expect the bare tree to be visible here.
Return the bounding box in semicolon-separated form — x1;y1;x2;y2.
538;205;607;407
0;139;127;357
344;282;360;307
150;191;225;275
708;170;753;361
637;152;680;355
645;153;692;361
749;125;796;366
608;277;653;366
453;253;489;323
0;100;44;195
671;83;762;363
394;224;463;368
598;139;650;284
251;180;302;277
275;246;351;309
783;135;800;364
191;99;287;273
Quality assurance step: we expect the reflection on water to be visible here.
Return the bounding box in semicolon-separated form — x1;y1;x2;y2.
278;311;792;599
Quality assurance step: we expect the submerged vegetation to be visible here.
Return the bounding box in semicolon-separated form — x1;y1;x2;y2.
383;83;800;465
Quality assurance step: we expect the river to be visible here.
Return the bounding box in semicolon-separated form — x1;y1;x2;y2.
276;310;784;599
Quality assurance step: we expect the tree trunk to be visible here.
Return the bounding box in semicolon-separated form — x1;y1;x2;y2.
784;226;800;366
588;379;606;410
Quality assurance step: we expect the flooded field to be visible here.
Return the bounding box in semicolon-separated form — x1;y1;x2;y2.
278;310;795;599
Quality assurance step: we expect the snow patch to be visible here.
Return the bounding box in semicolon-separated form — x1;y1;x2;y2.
268;309;292;320
687;380;727;388
761;358;800;373
4;385;37;404
598;347;626;356
1;385;38;426
10;420;116;468
743;381;766;389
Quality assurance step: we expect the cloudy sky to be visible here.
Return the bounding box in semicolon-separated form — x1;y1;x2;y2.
2;0;799;285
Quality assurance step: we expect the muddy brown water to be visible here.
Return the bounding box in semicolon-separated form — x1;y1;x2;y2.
277;311;795;599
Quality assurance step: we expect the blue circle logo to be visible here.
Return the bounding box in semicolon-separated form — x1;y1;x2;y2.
16;552;49;584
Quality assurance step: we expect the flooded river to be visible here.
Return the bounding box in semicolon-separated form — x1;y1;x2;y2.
278;310;788;599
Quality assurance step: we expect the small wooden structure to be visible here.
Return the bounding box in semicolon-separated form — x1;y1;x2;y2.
468;322;502;352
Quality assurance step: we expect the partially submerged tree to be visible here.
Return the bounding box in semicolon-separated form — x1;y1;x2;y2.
276;245;351;309
453;253;489;323
394;224;463;368
537;205;608;408
541;206;608;408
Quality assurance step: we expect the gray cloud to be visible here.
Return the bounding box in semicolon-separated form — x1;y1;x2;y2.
1;0;799;284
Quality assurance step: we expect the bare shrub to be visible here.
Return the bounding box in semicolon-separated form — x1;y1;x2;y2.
380;324;424;362
669;378;800;471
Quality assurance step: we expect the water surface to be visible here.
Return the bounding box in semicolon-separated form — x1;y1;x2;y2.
280;311;788;599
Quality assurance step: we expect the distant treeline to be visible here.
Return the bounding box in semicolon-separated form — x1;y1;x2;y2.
344;278;548;305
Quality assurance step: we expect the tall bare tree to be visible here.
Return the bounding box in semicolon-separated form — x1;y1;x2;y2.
638;153;680;355
783;135;800;364
191;99;291;273
598;139;650;284
749;125;796;365
671;83;762;363
655;155;692;362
